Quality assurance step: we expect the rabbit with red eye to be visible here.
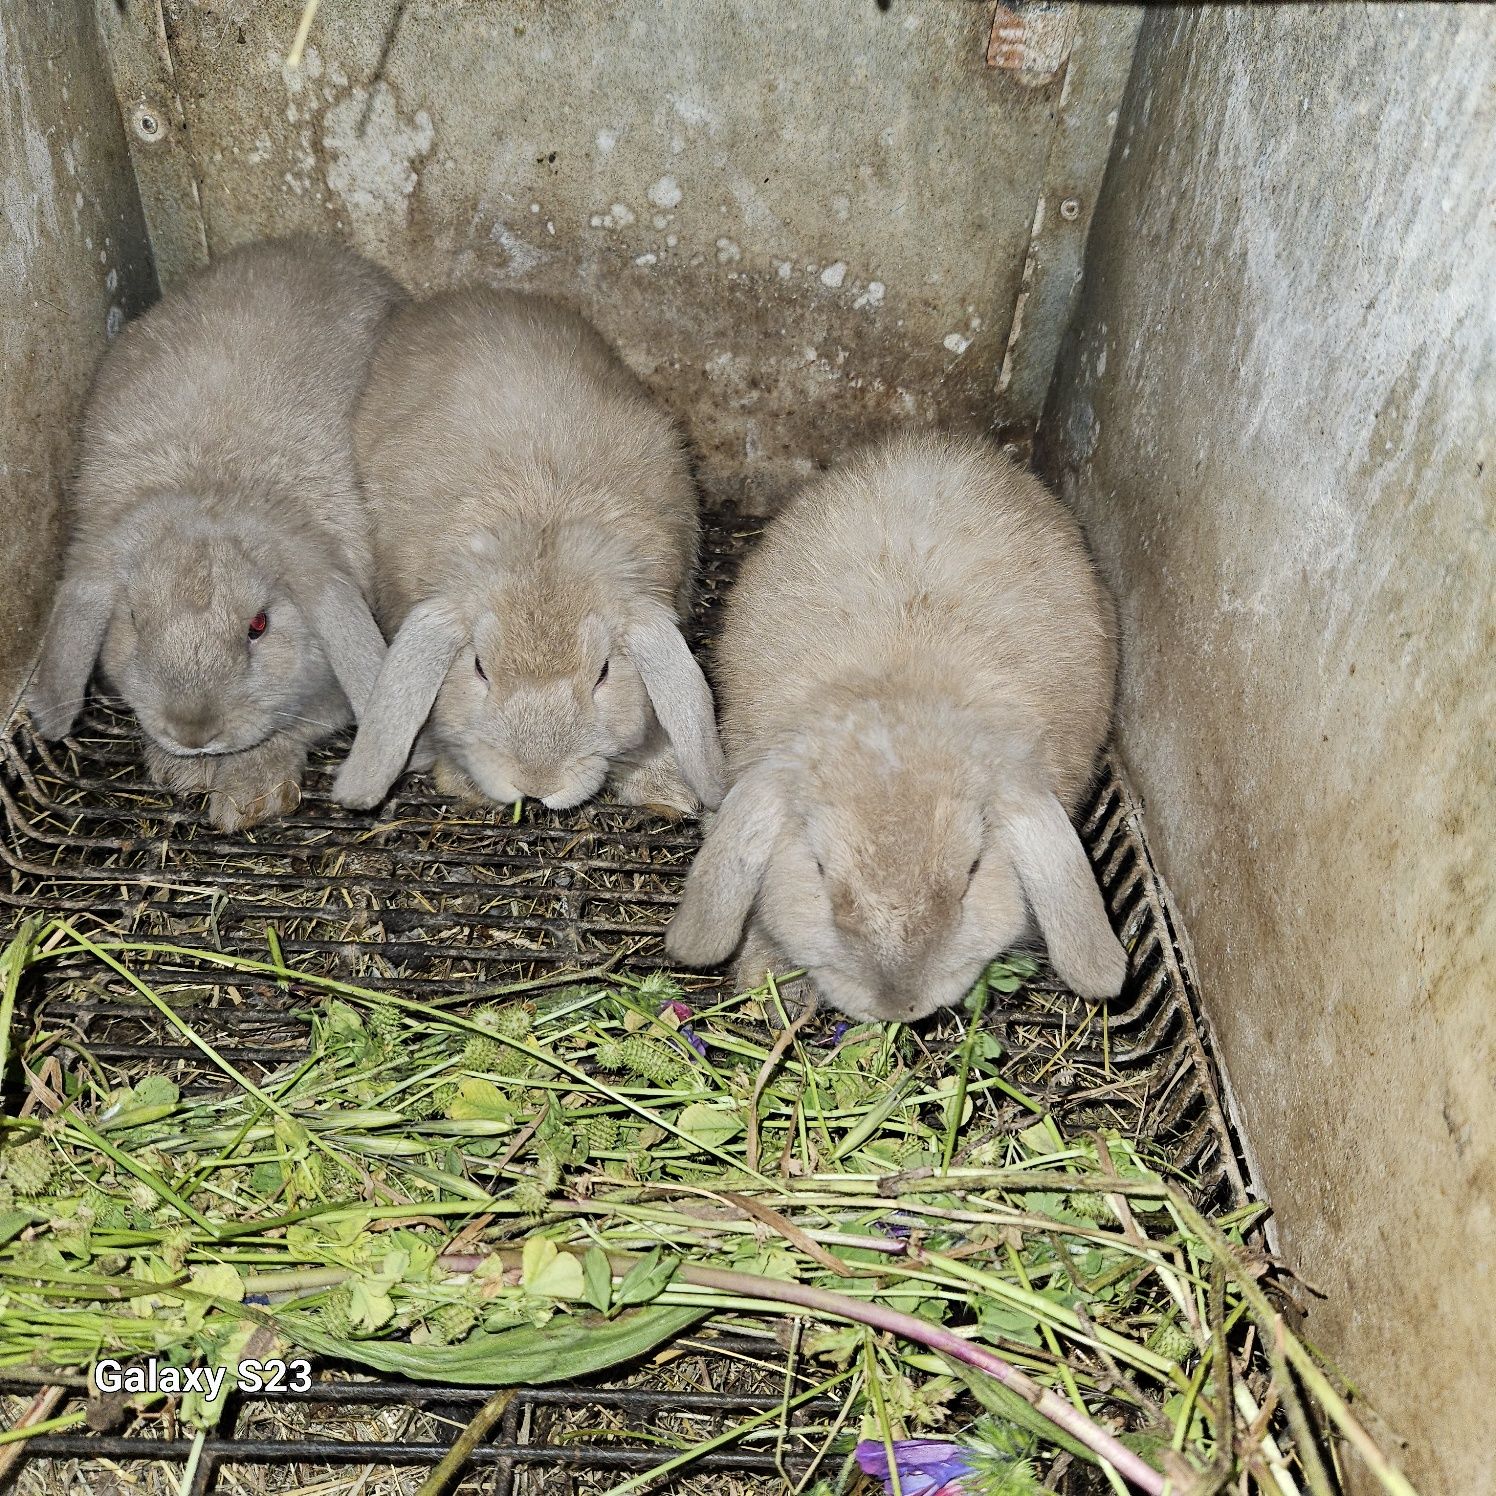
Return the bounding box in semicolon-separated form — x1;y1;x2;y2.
26;237;402;831
332;288;725;816
665;432;1126;1024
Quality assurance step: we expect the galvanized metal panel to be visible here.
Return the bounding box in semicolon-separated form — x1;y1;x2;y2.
136;0;1135;508
0;0;155;711
1042;9;1496;1491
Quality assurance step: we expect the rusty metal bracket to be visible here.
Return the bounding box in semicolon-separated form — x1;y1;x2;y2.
94;0;210;286
987;0;1079;86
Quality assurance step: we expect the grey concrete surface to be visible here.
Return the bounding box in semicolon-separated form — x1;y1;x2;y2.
1042;9;1495;1491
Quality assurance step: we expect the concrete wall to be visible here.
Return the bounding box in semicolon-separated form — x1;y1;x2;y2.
114;0;1137;509
1042;8;1494;1491
0;2;154;711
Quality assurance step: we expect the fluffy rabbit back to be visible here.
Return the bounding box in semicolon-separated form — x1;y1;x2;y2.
354;289;696;621
76;237;402;582
718;434;1115;806
29;236;402;828
668;433;1123;1022
336;289;723;814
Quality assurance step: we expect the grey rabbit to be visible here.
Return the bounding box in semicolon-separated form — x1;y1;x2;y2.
332;287;725;816
666;432;1127;1023
26;236;402;830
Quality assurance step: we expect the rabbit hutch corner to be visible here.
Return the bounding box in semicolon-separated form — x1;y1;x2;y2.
0;4;1490;1496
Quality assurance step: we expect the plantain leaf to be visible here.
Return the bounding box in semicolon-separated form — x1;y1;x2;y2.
284;1302;703;1384
0;1210;34;1248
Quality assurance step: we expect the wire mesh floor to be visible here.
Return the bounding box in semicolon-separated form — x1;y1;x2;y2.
0;518;1253;1494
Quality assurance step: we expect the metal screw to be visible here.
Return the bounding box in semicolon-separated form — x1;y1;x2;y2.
132;103;164;143
1059;197;1081;222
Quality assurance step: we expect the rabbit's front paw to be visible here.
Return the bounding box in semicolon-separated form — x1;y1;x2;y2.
612;749;699;818
209;775;301;831
432;756;486;805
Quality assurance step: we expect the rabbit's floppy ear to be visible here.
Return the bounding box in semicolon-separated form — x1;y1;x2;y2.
332;600;463;810
626;599;727;809
1002;791;1127;999
665;763;780;967
295;578;388;719
28;568;116;740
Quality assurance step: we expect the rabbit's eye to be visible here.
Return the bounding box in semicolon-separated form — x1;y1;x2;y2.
247;611;268;641
814;857;826;877
474;656;487;683
968;856;982;881
595;659;610;688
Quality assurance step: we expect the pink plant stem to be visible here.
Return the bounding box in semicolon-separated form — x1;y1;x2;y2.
435;1250;1166;1494
674;1262;1167;1496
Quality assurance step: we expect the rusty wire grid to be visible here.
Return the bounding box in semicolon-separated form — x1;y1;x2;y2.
0;517;1252;1495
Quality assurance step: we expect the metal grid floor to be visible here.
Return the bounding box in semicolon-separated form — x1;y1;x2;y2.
0;518;1252;1494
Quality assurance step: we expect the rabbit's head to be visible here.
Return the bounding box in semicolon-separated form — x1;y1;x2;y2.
28;500;386;752
666;700;1126;1022
333;526;724;812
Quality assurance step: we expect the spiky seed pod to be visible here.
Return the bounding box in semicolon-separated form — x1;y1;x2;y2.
1145;1317;1197;1364
535;1149;563;1197
511;1178;550;1219
595;1036;687;1086
318;1287;354;1339
368;1003;404;1056
86;1191;133;1231
2;1140;56;1197
582;1115;619;1154
462;1033;503;1071
406;1087;448;1120
433;1083;460;1118
427;1303;478;1344
636;971;687;1005
472;1003;534;1040
1065;1190;1115;1222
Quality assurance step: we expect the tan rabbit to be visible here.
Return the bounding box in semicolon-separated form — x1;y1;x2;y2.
27;237;401;830
332;288;725;815
666;432;1125;1022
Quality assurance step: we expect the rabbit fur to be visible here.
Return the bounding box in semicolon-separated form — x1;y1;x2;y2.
665;432;1126;1023
27;236;401;830
333;288;725;816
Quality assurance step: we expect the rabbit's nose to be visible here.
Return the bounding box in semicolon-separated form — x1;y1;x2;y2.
168;705;219;750
510;766;558;802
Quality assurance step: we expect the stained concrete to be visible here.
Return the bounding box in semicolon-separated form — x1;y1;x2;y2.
0;2;154;712
137;0;1135;508
1042;9;1494;1491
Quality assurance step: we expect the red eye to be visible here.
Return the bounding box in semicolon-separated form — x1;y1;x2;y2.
248;611;268;640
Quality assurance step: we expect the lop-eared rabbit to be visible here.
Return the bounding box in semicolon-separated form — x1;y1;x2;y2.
27;236;400;830
666;433;1126;1023
331;289;725;816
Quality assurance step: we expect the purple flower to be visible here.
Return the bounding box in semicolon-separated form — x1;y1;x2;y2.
813;1020;851;1050
659;1000;708;1057
855;1439;976;1496
878;1212;916;1241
